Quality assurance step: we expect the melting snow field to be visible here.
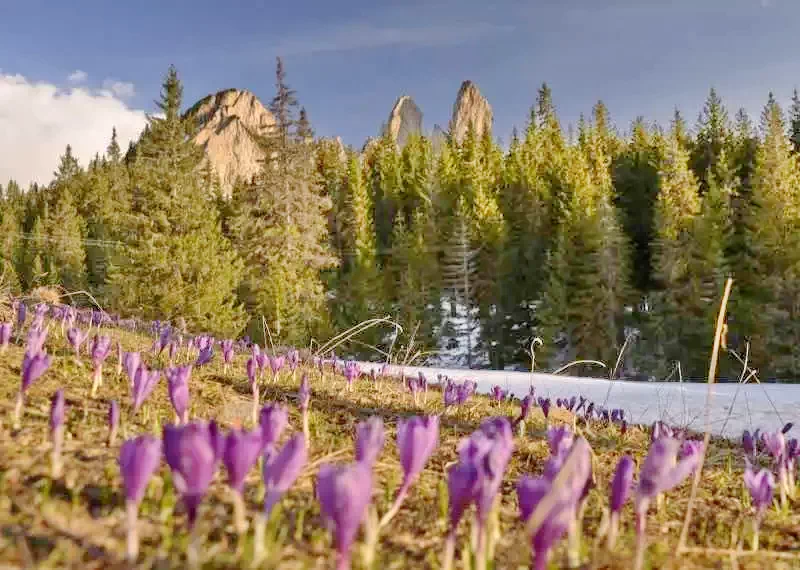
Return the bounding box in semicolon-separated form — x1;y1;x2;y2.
365;363;800;439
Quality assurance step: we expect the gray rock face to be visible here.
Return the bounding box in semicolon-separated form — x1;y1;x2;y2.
186;89;274;195
384;95;423;148
448;81;493;143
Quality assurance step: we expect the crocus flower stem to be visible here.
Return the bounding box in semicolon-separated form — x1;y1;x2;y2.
442;530;456;570
566;515;581;568
253;512;267;566
302;409;310;449
634;506;648;570
231;489;248;535
126;500;139;562
378;483;409;528
13;391;23;430
251;385;260;427
607;511;620;550
187;524;202;570
751;515;761;551
474;524;487;570
51;425;64;478
90;366;102;398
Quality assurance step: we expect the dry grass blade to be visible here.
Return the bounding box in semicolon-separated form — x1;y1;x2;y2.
677;277;733;553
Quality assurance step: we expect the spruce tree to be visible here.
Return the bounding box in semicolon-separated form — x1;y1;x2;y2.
0;195;22;293
692;88;733;192
230;58;335;345
736;94;800;377
110;66;244;335
43;188;87;292
789;89;800;155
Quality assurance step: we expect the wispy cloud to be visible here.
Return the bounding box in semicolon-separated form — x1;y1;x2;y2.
102;79;136;98
67;69;88;83
270;21;513;56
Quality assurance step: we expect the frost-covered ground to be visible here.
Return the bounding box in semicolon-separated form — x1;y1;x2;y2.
363;363;800;439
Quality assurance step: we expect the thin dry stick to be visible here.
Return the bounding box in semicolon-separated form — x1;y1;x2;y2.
551;360;608;376
677;277;733;553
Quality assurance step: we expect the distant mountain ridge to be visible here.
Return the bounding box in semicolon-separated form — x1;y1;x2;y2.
185;81;493;193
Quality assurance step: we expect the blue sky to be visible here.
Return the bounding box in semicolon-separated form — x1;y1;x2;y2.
1;0;799;183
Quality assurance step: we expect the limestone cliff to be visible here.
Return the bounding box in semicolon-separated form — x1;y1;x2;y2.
383;95;423;148
448;81;493;143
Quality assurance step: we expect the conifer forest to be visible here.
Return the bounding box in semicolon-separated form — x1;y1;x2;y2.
4;62;800;382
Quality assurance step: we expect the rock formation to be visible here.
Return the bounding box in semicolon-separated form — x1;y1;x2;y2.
185;89;274;195
383;95;423;148
448;81;493;143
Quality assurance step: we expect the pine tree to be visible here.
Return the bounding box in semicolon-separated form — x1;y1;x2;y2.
613;118;663;292
110;66;245;335
230;58;335;345
736;94;800;377
789;89;800;155
0;194;22;293
43;188;87;292
692;88;733;192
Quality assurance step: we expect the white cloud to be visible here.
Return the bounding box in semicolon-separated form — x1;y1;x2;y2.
0;73;147;186
102;79;136;98
67;70;88;83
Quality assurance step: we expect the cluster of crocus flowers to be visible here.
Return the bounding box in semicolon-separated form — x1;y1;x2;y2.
633;436;702;570
269;355;285;381
444;417;514;570
491;385;508;402
166;365;192;424
517;436;593;570
195;344;214;367
50;389;66;478
90;335;112;397
119;435;162;562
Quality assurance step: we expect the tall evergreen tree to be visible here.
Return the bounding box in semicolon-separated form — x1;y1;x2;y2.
42;188;87;292
736;94;800;377
692;88;733;192
110;66;244;335
789;89;800;155
230;58;335;345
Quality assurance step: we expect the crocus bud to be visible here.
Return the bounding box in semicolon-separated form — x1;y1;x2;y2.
0;322;12;352
263;433;307;515
355;416;385;467
317;462;373;570
222;427;264;534
607;455;634;549
163;422;218;529
166;365;192;424
119;435;162;562
260;403;288;448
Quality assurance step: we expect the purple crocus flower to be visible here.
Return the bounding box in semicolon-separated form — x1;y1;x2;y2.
108;399;120;446
0;322;12;352
491;385;507;402
782;422;793;434
761;431;785;460
26;327;48;356
443;383;459;408
269;355;285;379
607;455;635;549
223;427;264;494
49;389;66;477
119;435;162;561
122;352;141;388
634;436;702;559
16;301;26;329
355;416;385;467
299;374;311;412
163;422;219;527
742;430;755;458
343;360;359;389
246;357;258;386
132;365;161;413
317;461;374;570
221;339;234;367
259;403;288;448
50;389;66;431
547;426;574;458
744;461;776;551
263;432;307;515
463;417;514;524
744;463;775;514
166;365;192;424
67;327;86;358
540;398;551;420
120;435;162;504
517;438;593;570
90;335;112;397
195;344;213;367
287;349;300;371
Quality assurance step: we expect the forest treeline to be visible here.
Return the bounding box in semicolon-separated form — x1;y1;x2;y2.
3;61;800;380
